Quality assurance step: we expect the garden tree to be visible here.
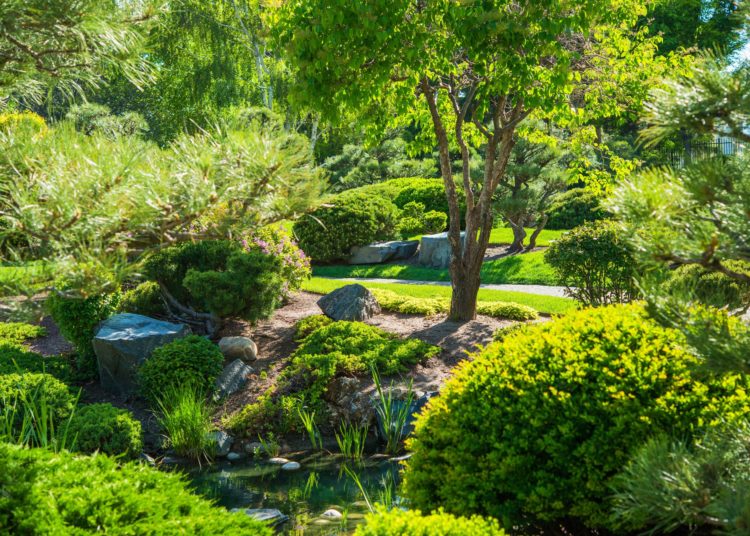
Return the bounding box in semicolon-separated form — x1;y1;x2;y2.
0;0;155;106
0;111;326;294
276;0;654;320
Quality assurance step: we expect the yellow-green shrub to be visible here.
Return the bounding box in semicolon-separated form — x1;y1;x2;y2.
402;304;750;530
68;403;142;459
355;508;506;536
0;322;45;345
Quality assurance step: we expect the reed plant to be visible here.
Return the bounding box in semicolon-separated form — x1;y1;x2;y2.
0;386;78;451
372;369;414;455
297;407;322;450
336;421;368;460
155;384;215;465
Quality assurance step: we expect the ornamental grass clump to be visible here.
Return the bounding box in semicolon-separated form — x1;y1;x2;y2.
402;304;750;531
155;384;216;465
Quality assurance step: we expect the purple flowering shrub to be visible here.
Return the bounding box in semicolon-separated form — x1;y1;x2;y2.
241;225;310;300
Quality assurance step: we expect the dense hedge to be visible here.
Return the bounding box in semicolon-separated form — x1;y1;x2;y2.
359;177;464;217
355;508;507;536
68;403;142;459
293;191;400;262
402;304;750;530
0;443;272;535
138;336;223;403
546;188;609;230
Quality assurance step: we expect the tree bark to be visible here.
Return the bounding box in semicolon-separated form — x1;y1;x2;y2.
508;219;526;253
526;213;548;251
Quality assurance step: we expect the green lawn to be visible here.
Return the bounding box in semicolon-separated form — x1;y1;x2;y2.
303;277;576;316
313;249;559;286
408;227;567;247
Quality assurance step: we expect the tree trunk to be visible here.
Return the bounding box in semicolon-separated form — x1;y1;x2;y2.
526;213;548;251
449;263;481;321
508;220;526;253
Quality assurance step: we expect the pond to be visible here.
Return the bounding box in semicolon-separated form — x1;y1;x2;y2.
188;451;404;534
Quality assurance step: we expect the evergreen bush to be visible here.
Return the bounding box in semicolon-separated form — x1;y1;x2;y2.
0;344;71;380
355;508;507;536
546;188;609;230
0;373;76;431
68;403;142;459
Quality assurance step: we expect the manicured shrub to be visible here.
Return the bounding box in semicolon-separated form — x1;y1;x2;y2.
143;240;285;326
68;403;142;459
0;322;45;345
357;177;464;221
546;188;609;230
355;508;507;536
0;443;272;535
0;373;76;430
294;314;333;341
545;220;637;306
47;291;121;379
0;344;71;380
138;336;223;404
397;201;448;238
664;261;750;310
402;305;750;529
242;224;311;299
118;281;165;317
293;192;400;262
155;384;216;463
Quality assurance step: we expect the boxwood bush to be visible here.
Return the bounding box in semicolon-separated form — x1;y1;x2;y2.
355;508;506;536
0;443;272;535
402;304;750;530
293;192;400;262
138;336;223;404
118;281;165;317
546;188;609;230
68;403;142;459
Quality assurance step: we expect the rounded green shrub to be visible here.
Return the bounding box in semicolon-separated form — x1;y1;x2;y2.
546;188;609;230
293;192;400;262
545;219;636;306
355;508;507;536
138;335;223;403
119;281;165;317
68;403;142;459
0;443;272;535
0;373;76;428
402;304;750;529
0;343;71;380
243;225;311;300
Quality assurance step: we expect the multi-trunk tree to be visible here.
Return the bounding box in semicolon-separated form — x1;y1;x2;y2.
275;0;655;320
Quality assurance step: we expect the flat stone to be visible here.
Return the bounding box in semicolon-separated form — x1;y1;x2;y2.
418;232;466;269
234;508;289;527
227;452;243;462
268;457;290;465
210;431;233;457
281;461;301;471
321;509;343;519
93;313;190;395
218;336;258;362
214;359;253;399
348;240;419;264
317;284;380;321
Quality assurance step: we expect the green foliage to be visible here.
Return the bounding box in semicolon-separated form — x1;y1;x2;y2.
138;336;223;404
0;443;272;534
336;421;368;460
373;369;413;455
611;425;750;535
398;202;447;239
0;322;45;345
294;314;333;341
144;240;285;323
546;188;610;230
155;384;216;464
65;103;148;138
47;291;121;379
0;344;71;380
402;304;750;529
118;281;165;317
293;192;400;262
68;403;142;459
0;373;76;434
546;220;637;306
297;407;322;450
354;508;507;536
664;261;750;311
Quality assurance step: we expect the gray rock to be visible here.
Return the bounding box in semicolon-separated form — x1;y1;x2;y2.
325;376;374;428
348;240;419;264
218;336;258;362
234;508;289;527
418;232;466;268
244;441;264;455
210;431;233;457
214;359;254;399
226;452;243;462
268;457;290;465
281;461;301;471
322;509;343;519
93;313;190;395
317;284;380;321
139;452;156;466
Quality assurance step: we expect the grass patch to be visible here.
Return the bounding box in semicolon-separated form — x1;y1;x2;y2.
302;277;576;316
313;250;559;286
407;227;567;247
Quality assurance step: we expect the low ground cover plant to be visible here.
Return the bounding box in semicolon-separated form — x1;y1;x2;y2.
0;343;71;380
0;322;45;345
67;403;142;459
0;443;272;534
138;335;223;403
402;304;750;531
354;508;506;536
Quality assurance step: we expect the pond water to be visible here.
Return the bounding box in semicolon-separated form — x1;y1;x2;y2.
188;451;403;534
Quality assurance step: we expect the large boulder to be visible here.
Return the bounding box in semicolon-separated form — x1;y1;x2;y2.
317;284;380;321
93;313;190;395
348;240;419;264
214;358;254;399
325;376;375;428
418;231;466;268
218;336;257;362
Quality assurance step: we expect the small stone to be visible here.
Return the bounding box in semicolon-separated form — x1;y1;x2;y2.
235;508;289;527
227;452;243;462
218;336;258;362
161;456;180;465
281;461;301;471
214;359;254;399
321;509;343;519
139;452;156;466
244;441;263;454
210;431;233;457
268;457;290;465
317;284;380;321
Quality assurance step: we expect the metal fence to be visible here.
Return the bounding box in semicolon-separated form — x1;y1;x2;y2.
660;138;745;168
